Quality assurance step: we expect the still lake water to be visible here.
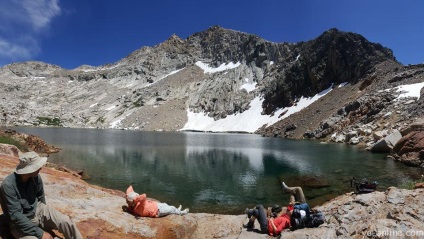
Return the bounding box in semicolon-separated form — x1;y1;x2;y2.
12;127;422;214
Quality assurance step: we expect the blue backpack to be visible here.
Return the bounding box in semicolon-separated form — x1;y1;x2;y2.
291;204;325;230
293;203;311;216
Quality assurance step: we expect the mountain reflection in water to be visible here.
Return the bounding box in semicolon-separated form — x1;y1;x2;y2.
12;127;421;214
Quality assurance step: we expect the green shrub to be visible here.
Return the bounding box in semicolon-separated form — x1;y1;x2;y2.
398;176;424;189
37;117;62;126
96;117;105;123
398;181;416;190
0;135;28;152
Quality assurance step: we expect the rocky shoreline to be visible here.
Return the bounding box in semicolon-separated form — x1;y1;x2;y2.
1;133;424;238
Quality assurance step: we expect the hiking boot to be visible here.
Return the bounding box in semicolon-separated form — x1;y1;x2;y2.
243;221;254;231
281;181;290;192
181;208;189;215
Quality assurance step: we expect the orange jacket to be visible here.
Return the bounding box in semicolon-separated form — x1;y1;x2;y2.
126;186;159;217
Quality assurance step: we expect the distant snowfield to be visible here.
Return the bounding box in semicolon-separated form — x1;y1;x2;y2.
195;61;241;73
396;82;424;100
181;81;424;133
181;85;333;133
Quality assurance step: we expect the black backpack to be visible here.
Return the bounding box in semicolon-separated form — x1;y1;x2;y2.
291;209;326;230
351;177;378;194
290;209;306;230
305;211;325;228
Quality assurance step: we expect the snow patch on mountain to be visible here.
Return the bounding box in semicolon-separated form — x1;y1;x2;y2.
240;78;256;92
396;82;424;100
182;85;333;133
195;61;241;74
110;112;133;129
158;69;183;81
338;82;349;88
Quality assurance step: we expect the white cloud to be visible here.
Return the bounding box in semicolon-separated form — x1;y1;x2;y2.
22;0;61;31
0;38;34;59
0;0;61;65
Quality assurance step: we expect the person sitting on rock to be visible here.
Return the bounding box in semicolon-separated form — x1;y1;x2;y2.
125;185;189;217
0;151;82;239
244;204;290;236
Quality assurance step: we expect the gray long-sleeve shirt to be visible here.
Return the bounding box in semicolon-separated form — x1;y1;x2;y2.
0;173;45;239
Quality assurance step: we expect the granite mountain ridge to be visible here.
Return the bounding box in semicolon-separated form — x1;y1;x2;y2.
0;26;423;149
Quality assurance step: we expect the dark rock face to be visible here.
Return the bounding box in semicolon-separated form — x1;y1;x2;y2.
261;28;397;115
187;25;294;69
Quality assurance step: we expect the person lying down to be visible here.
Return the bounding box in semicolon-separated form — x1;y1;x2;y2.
125;185;189;217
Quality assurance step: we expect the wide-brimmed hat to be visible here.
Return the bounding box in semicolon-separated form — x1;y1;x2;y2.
15;151;47;174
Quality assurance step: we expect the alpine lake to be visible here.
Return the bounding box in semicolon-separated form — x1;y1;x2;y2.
12;127;423;214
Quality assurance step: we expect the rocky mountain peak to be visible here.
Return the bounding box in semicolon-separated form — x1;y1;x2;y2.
166;33;184;43
0;61;63;77
73;64;96;71
204;25;230;34
312;28;395;61
158;33;186;51
322;27;341;35
193;25;259;41
185;26;272;67
207;24;223;31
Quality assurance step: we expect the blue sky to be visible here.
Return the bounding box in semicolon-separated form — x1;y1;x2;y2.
0;0;423;69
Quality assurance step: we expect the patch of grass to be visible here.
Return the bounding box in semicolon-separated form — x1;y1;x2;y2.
398;176;424;189
133;101;144;107
0;135;29;152
37;117;62;126
96;117;105;123
398;181;416;190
